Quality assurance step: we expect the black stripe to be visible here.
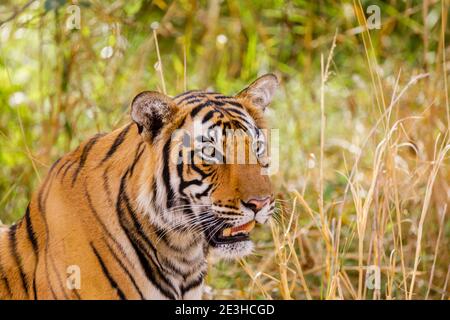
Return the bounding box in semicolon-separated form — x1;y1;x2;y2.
55;158;72;177
195;183;213;199
91;243;126;300
49;253;70;299
162;139;175;209
213;209;241;215
224;106;248;117
189;152;211;179
129;142;145;177
123;228;177;300
47;157;62;175
100;124;132;164
9;224;28;295
158;254;199;278
182;98;203;105
118;218;178;299
121;185;177;289
179;179;203;195
84;185;134;270
32;278;37;299
204;92;221;96
227;115;254;130
0;262;12;298
210;100;226;106
104;241;144;299
151;177;158;210
223;100;243;108
202;110;219;124
73;289;82;300
154;224;200;254
211;95;232;100
24;205;38;253
116;170;178;299
174;90;201;100
35;169;59;299
61;159;77;182
72;133;105;186
24;205;38;300
102;165;113;206
190;101;214;118
177;93;205;104
37;169;53;214
37;170;63;299
154;228;184;253
176;115;187;131
176;159;188;199
182;272;205;296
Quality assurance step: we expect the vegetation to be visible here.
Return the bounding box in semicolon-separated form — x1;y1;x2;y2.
0;0;449;299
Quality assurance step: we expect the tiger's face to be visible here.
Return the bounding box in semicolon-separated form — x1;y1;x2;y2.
173;102;275;259
132;74;278;259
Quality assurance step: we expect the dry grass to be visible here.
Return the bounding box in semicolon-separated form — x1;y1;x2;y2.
206;2;449;301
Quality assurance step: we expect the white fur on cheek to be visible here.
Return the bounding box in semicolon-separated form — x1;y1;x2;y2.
255;205;271;224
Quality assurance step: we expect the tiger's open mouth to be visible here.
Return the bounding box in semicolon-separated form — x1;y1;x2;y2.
206;220;256;246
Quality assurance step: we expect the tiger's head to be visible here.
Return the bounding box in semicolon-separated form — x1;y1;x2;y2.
132;74;278;259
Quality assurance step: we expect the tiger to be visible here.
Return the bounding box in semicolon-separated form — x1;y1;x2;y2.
0;74;279;300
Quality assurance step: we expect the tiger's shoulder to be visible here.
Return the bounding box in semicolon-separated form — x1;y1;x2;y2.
45;123;141;186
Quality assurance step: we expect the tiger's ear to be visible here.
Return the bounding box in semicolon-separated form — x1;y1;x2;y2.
131;91;177;142
236;74;279;111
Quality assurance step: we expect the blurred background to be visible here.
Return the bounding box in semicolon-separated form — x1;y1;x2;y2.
0;0;449;299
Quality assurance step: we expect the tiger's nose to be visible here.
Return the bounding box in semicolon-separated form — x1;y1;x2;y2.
244;197;271;214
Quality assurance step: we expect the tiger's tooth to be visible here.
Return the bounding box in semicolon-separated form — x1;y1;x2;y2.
222;227;231;237
222;221;256;237
231;230;248;237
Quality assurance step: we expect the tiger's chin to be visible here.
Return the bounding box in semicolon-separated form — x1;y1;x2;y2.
205;220;256;260
209;240;254;260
